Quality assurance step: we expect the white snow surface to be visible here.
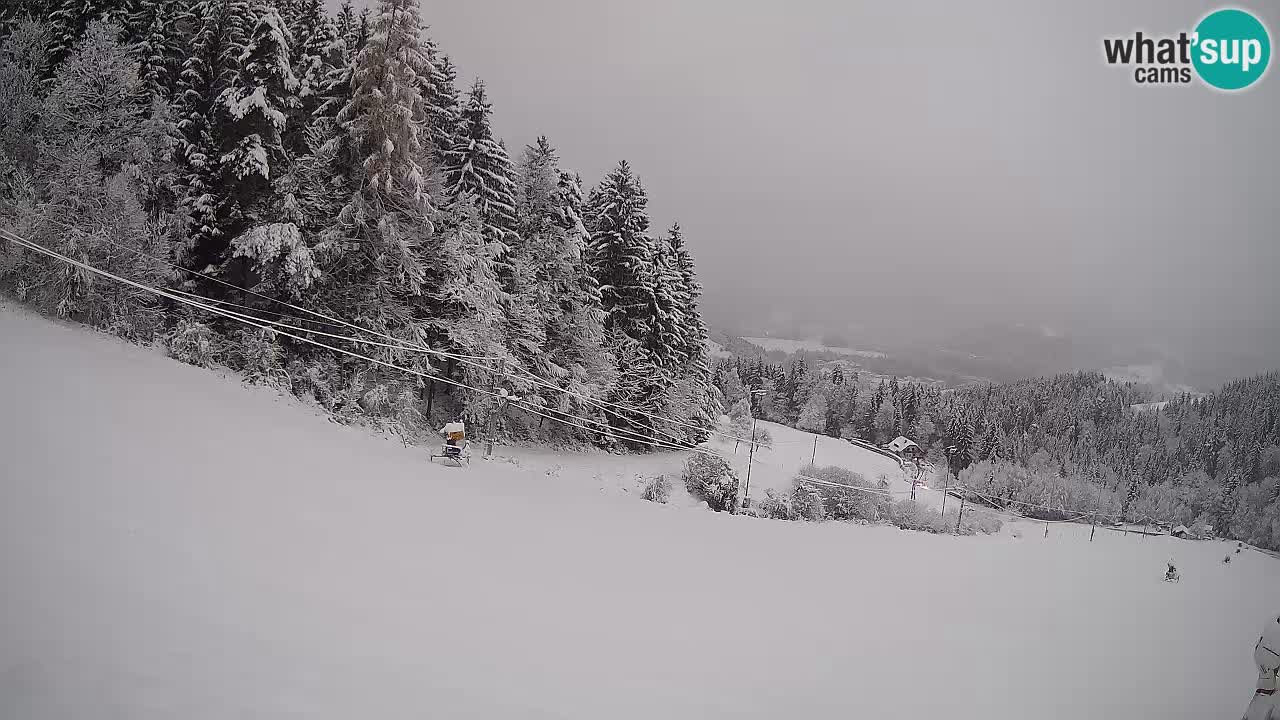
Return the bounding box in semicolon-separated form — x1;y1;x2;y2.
2;303;1277;719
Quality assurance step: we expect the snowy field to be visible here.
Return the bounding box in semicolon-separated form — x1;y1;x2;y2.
2;303;1278;719
741;336;887;359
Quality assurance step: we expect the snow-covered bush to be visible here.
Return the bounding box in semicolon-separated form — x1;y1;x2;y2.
934;508;1004;536
642;475;670;504
888;500;947;533
359;383;392;414
682;454;739;512
230;222;320;296
166;320;221;367
756;488;791;520
789;482;826;521
799;464;889;522
286;356;343;409
752;483;822;521
228;327;286;387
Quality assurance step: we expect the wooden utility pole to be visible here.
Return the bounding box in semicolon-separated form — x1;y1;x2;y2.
1090;509;1098;542
940;476;949;516
810;436;818;467
955;495;966;533
743;415;758;510
485;359;506;459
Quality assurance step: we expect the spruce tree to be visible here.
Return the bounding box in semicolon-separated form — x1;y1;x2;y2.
587;160;655;346
217;4;297;189
355;7;369;52
287;0;342;142
421;43;460;164
208;5;303;289
324;0;435;348
172;0;252;274
588;159;675;439
47;0;134;69
129;0;181;98
667;222;717;441
512;137;612;425
334;0;356;58
443;79;518;276
649;224;687;373
426;193;513;423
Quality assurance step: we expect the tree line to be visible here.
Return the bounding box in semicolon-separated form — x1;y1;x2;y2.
713;354;1280;548
0;0;719;447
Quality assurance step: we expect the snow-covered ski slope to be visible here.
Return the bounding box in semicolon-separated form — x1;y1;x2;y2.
2;303;1278;720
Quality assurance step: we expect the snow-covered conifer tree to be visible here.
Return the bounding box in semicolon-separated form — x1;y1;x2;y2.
46;0;138;69
322;0;435;348
422;48;460;165
172;0;251;273
129;0;181;98
334;0;356;57
649;225;688;373
587;160;655;344
510;137;613;429
214;4;299;283
443;79;518;273
286;0;342;140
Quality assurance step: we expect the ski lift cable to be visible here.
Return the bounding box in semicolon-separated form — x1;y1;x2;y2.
160;283;710;450
0;230;505;401
0;212;799;449
160;287;498;363
1;229;730;458
7;229;904;496
56;220;752;447
0;217;501;363
509;400;914;499
956;482;1172;527
3;230;1151;517
0;232;963;502
501;363;728;447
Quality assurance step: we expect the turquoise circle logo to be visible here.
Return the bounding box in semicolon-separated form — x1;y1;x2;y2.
1192;8;1271;90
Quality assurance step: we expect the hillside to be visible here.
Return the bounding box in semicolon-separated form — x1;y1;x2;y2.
2;303;1278;719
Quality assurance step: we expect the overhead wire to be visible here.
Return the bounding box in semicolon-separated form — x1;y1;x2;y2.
2;227;1171;522
7;212;766;447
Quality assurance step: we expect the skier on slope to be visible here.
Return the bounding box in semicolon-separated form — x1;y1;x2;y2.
1242;613;1280;720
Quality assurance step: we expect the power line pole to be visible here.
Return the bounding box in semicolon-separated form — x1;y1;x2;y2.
940;475;949;516
742;390;764;511
955;495;966;533
743;414;758;511
810;435;818;467
485;358;506;459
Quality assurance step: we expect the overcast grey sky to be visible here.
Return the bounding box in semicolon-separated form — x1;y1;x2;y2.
342;0;1278;366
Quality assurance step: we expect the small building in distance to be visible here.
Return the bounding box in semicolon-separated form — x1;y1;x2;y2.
886;436;924;460
1170;525;1192;539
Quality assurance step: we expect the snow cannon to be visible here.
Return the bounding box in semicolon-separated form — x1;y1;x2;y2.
431;421;470;466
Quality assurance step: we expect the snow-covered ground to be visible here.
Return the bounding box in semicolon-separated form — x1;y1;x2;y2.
2;302;1278;719
741;336;887;359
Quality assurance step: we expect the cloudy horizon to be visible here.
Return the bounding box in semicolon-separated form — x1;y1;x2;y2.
337;0;1279;375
